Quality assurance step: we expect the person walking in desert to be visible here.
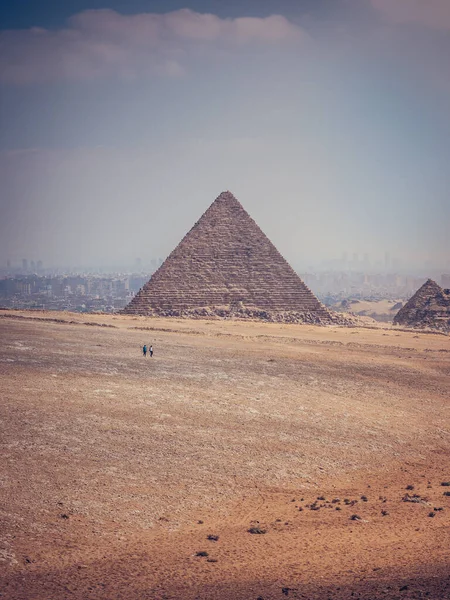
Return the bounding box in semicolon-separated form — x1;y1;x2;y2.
142;344;147;357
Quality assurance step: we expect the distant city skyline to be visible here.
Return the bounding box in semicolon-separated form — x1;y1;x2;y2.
3;268;449;316
3;252;449;275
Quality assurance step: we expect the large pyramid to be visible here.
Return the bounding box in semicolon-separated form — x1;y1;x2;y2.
393;279;450;332
123;191;333;322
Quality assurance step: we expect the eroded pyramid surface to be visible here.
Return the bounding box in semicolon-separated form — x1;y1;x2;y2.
394;279;450;332
123;191;332;321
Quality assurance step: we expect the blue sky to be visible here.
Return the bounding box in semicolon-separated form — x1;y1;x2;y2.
1;0;449;270
0;1;335;28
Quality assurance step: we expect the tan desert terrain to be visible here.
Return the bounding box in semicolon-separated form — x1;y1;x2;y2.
333;299;403;323
1;310;449;599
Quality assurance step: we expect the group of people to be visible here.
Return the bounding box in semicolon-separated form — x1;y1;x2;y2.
142;344;153;357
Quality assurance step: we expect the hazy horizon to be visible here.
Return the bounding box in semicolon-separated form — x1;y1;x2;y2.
1;1;449;271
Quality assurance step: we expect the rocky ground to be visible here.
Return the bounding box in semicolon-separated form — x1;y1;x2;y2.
131;305;358;326
0;310;449;600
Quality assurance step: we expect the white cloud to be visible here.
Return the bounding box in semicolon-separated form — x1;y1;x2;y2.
371;0;450;30
0;9;305;85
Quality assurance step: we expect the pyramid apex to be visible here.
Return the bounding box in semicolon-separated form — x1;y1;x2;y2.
215;190;239;201
420;279;441;291
208;190;245;212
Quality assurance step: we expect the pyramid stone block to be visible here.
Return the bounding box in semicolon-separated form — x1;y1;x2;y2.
123;191;333;322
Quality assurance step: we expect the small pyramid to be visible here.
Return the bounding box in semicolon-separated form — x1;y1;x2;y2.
123;191;332;321
393;279;450;331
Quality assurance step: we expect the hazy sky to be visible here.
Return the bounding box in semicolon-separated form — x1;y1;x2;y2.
1;0;449;269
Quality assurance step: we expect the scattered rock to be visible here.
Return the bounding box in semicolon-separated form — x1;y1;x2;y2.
282;588;295;596
248;526;266;535
402;493;427;504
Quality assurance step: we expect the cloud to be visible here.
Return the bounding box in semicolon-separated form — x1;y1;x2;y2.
371;0;450;30
0;9;305;85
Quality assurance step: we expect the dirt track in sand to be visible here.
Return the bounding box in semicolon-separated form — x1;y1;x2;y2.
0;310;449;599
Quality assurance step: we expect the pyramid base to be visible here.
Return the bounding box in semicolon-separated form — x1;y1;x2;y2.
121;304;356;326
394;314;450;333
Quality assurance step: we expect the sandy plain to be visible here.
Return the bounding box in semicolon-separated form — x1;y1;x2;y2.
333;299;403;323
0;309;449;600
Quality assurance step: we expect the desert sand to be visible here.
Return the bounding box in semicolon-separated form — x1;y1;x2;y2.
0;310;449;599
